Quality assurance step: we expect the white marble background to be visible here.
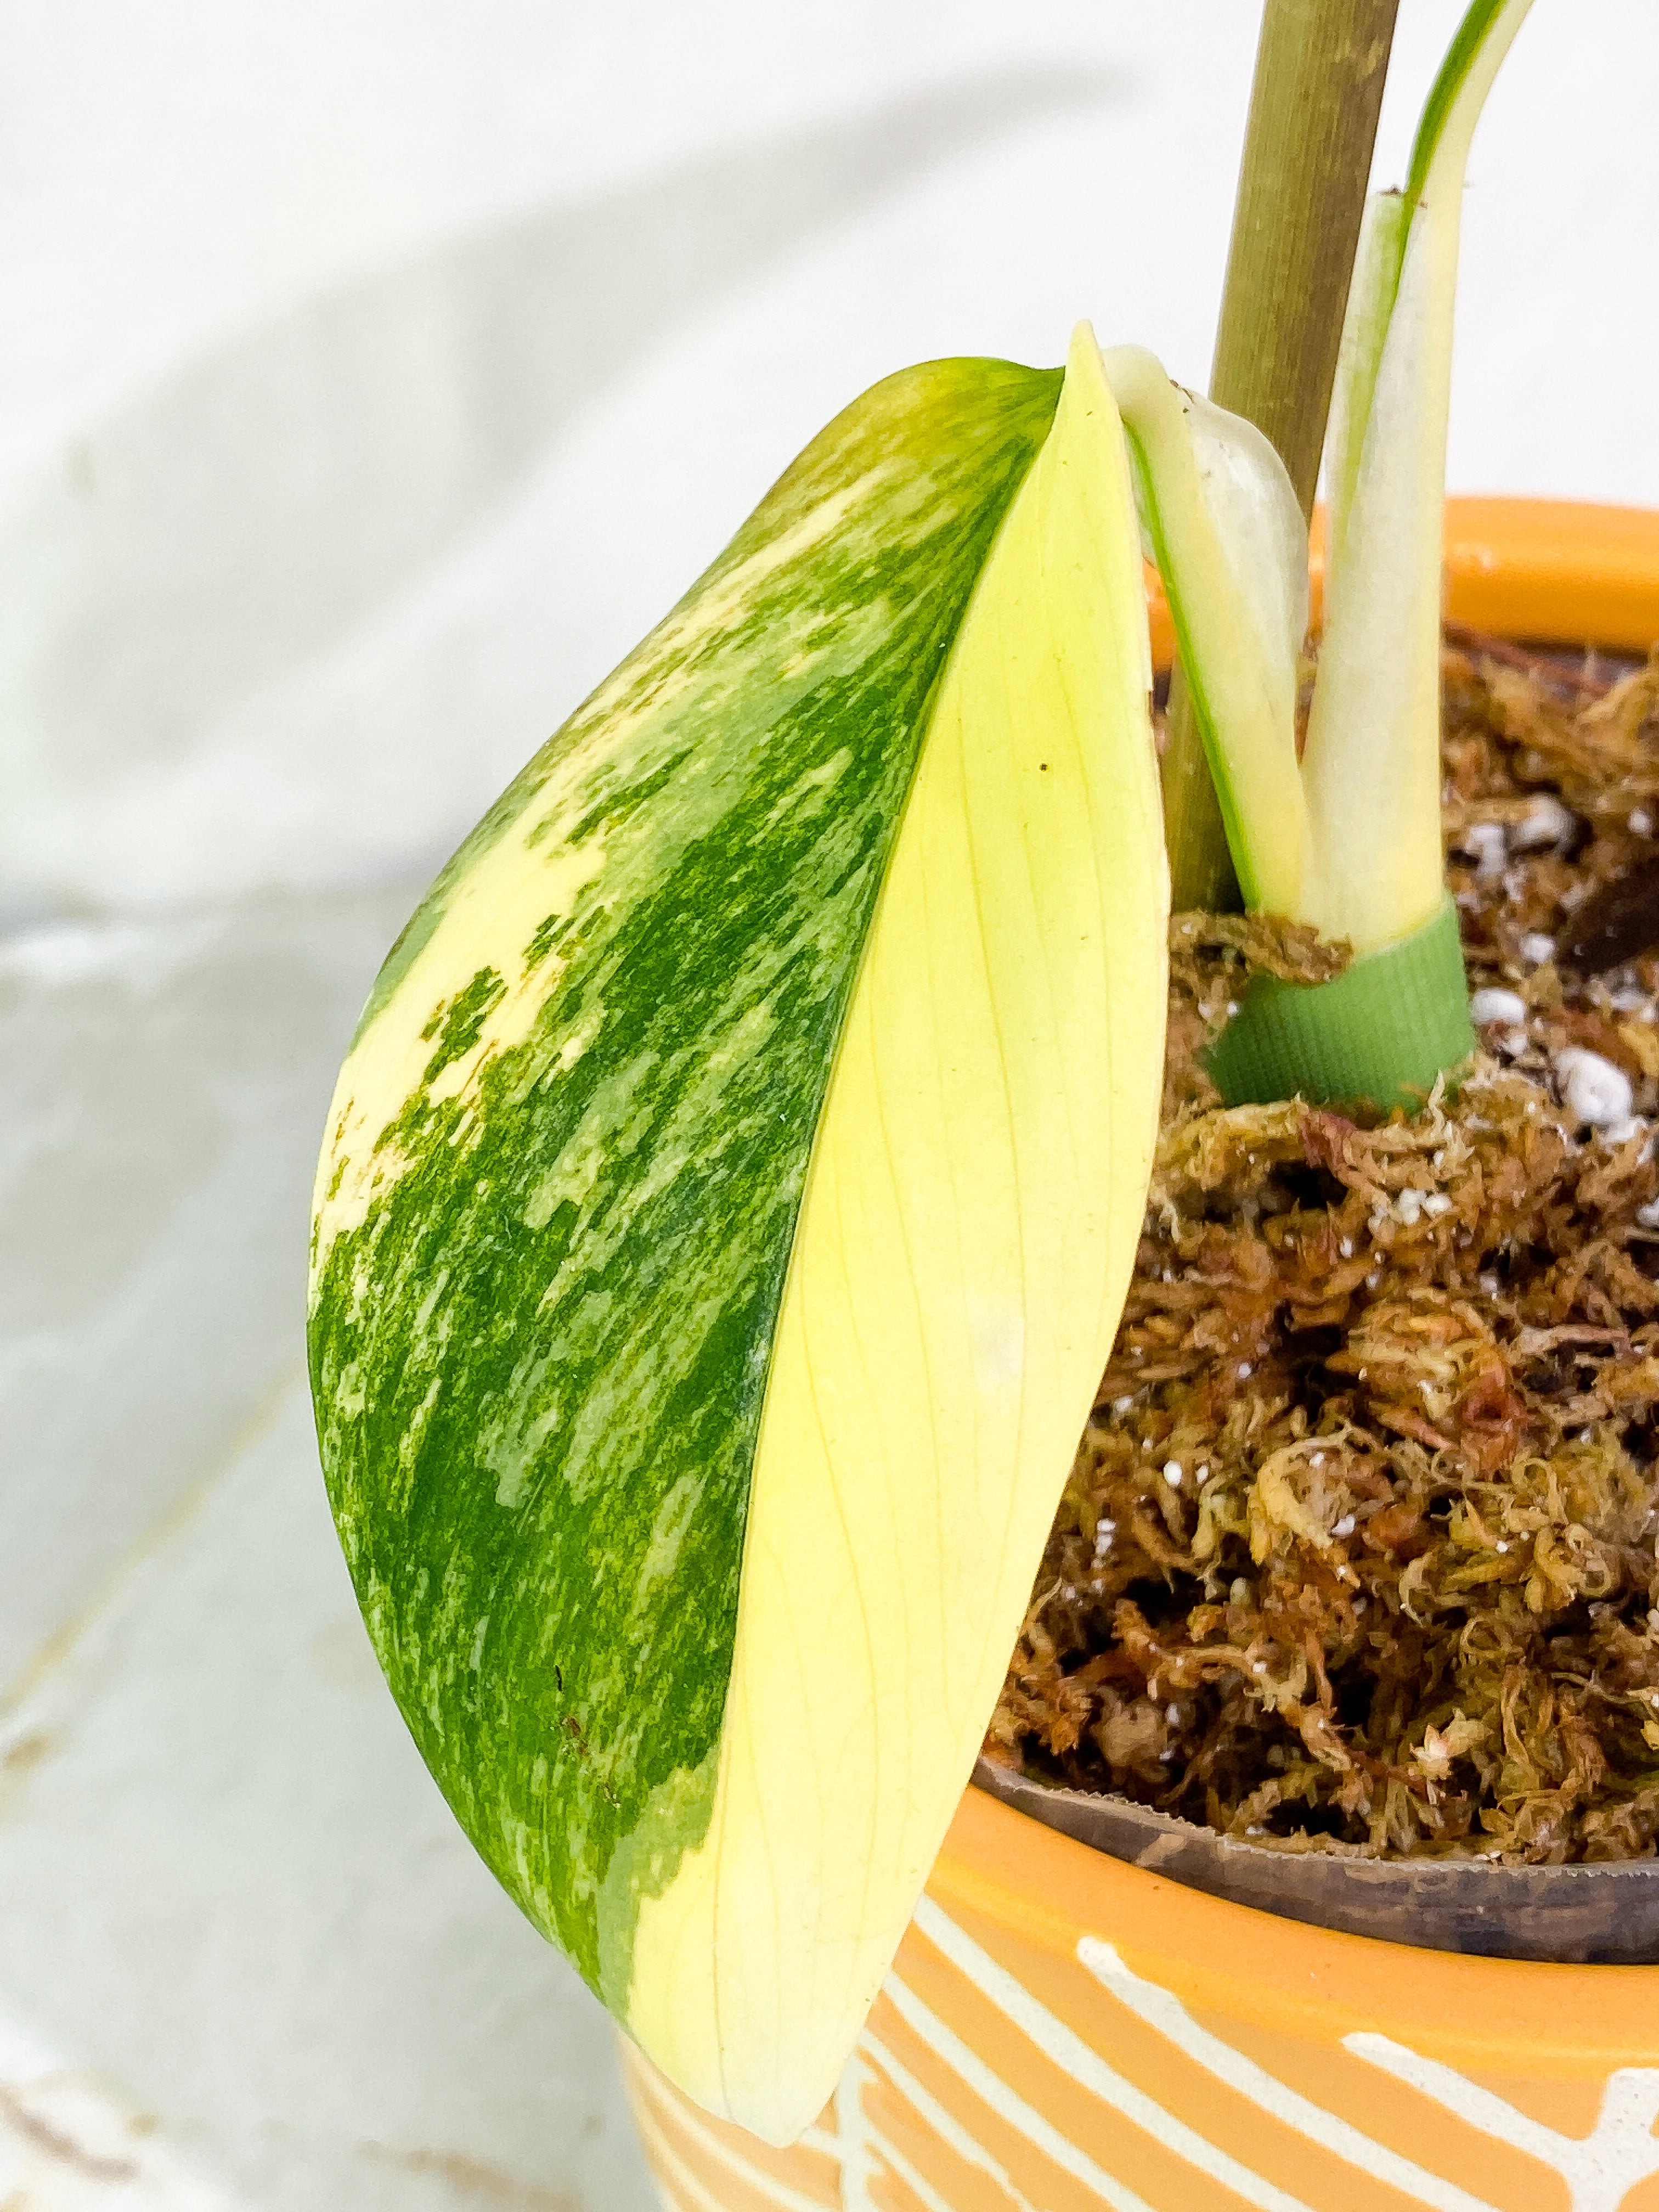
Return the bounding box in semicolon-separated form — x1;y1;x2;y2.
1;4;1654;2205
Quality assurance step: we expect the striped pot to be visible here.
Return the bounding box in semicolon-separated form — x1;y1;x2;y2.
621;499;1659;2212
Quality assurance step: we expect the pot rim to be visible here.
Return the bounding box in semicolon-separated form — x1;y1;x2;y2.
957;494;1659;2054
938;1787;1659;2078
1146;494;1659;670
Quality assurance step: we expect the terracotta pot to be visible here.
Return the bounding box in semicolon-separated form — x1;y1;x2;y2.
622;497;1659;2212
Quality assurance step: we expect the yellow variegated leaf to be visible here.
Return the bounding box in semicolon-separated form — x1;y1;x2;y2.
309;324;1166;2143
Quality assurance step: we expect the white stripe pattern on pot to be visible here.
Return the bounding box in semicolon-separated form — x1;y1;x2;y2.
878;1955;1174;2210
1345;2035;1659;2212
911;1899;1315;2211
635;1897;1659;2212
633;2075;832;2212
839;2038;1037;2211
832;2053;961;2212
1076;1936;1495;2212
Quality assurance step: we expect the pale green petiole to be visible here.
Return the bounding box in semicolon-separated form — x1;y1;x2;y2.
1104;346;1307;918
1300;0;1536;955
1108;0;1533;1110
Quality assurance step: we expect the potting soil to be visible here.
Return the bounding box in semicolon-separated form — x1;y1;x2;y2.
989;636;1659;1863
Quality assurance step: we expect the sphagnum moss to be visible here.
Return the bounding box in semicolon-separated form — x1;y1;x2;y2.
992;634;1659;1863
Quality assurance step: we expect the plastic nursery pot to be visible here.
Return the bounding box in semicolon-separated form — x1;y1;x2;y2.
622;498;1659;2212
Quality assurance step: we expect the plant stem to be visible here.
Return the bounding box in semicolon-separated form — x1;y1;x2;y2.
1163;0;1401;913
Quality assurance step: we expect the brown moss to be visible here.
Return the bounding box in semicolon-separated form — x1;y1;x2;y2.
991;637;1659;1862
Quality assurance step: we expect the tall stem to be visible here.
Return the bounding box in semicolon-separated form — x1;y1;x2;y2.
1163;0;1401;912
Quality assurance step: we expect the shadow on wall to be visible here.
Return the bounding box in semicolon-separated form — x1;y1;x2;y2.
0;67;1125;920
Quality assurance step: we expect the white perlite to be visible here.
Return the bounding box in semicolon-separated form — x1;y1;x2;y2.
1469;986;1526;1026
1511;794;1575;850
1520;931;1557;965
1556;1046;1634;1127
1462;822;1508;877
1602;1116;1647;1148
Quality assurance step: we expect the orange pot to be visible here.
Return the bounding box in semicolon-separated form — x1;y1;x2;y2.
623;498;1659;2212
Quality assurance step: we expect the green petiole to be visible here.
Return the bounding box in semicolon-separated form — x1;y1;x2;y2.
1104;346;1306;918
1114;0;1534;1109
